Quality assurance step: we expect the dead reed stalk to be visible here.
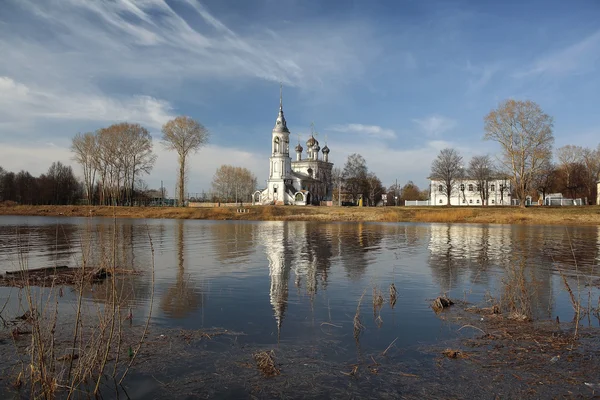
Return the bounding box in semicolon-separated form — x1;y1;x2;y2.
389;283;398;309
353;290;366;340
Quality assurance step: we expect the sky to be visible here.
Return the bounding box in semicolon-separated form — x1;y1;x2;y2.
1;0;600;194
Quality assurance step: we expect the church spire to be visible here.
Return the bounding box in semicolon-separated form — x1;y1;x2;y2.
274;84;289;133
279;83;283;111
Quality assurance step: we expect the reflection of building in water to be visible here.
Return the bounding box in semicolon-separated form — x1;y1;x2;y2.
427;224;555;318
257;222;335;335
258;222;293;334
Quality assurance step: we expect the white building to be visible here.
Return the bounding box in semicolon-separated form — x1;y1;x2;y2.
429;178;512;206
253;87;334;206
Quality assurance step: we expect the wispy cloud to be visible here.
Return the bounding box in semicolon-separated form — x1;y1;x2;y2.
0;0;377;137
514;30;600;78
329;124;396;139
465;61;501;94
412;115;456;137
0;77;174;129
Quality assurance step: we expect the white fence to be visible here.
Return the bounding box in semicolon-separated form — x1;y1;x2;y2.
404;200;432;206
544;197;584;206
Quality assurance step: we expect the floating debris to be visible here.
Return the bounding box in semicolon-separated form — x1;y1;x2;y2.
431;296;454;313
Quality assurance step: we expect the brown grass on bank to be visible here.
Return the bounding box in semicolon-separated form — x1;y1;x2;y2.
2;204;600;225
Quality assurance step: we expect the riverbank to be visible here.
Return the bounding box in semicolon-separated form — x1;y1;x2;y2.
1;204;600;225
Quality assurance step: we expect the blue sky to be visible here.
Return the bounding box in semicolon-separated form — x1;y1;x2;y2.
1;0;599;194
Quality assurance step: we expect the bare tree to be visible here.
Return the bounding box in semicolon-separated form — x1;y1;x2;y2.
484;99;554;207
468;155;494;206
556;145;583;199
162;116;209;205
533;159;557;204
580;145;600;204
365;172;383;206
71;132;97;204
342;153;368;203
331;167;343;206
118;123;157;205
430;148;463;205
211;165;257;203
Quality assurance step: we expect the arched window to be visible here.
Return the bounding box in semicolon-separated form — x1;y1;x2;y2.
490;184;495;191
274;137;280;153
295;193;304;201
438;185;443;192
468;184;473;191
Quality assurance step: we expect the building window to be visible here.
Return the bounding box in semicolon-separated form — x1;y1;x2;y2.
462;199;466;204
476;199;480;204
439;199;443;204
490;184;495;192
476;184;481;192
438;185;443;192
460;184;465;191
491;199;495;204
469;199;473;204
468;184;473;191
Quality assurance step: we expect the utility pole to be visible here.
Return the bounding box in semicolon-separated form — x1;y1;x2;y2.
395;178;398;206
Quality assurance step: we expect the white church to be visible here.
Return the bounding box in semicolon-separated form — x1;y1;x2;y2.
253;88;334;206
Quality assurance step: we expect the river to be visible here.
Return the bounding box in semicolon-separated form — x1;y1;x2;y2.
1;216;599;398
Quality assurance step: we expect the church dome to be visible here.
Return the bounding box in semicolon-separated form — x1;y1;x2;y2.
295;143;303;152
322;145;330;154
306;135;318;147
314;144;320;152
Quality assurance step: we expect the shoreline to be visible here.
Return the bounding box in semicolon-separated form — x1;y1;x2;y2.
1;204;600;225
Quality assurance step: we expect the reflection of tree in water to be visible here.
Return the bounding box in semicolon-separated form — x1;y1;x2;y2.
427;224;514;292
536;226;600;276
292;222;333;299
338;223;384;280
428;225;462;293
212;222;255;263
160;221;202;319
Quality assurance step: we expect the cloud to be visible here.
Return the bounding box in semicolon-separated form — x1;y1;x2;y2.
412;116;457;137
514;30;600;78
465;61;501;94
0;77;174;129
1;0;375;89
329;124;396;139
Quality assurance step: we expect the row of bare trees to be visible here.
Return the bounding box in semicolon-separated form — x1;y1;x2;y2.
331;153;385;206
210;165;258;203
71;117;208;206
430;99;599;206
0;162;82;205
537;144;600;202
430;149;510;206
72;123;156;205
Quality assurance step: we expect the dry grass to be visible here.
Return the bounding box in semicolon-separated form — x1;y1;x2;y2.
2;204;600;225
353;291;366;340
431;296;454;313
389;283;398;309
253;350;280;377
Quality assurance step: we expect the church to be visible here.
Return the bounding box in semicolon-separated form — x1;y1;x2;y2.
253;88;334;206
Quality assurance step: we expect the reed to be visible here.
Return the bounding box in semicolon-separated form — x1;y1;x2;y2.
6;213;155;399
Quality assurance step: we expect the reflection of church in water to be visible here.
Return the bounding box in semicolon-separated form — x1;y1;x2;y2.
258;222;333;334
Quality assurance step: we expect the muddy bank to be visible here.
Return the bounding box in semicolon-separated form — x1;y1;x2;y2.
1;204;600;225
3;299;599;399
427;298;600;399
0;266;140;288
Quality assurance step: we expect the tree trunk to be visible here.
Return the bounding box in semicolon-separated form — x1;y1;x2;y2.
178;155;186;207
